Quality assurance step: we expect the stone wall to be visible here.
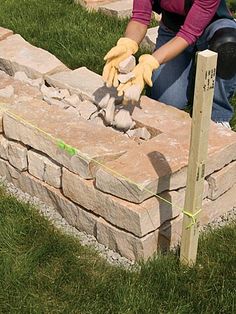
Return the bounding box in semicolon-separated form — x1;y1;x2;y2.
0;26;236;261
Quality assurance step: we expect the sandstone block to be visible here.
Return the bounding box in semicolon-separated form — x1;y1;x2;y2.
0;157;19;182
0;85;14;99
159;215;183;249
0;134;9;160
99;0;133;19
166;122;236;176
0;157;98;235
95;132;189;203
46;67;120;105
0;70;42;103
28;150;61;188
132;96;192;134
96;217;160;261
0;27;13;41
8;141;27;171
75;0;111;9
201;183;236;225
77;100;97;120
3;99;136;179
133;96;236;176
62;168;183;237
0;103;9;133
0;34;68;79
0;71;42;131
207;161;236;200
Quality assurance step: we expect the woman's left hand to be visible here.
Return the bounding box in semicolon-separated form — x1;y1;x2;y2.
117;54;159;104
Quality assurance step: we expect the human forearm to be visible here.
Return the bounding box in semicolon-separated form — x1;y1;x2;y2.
152;36;189;65
125;20;148;45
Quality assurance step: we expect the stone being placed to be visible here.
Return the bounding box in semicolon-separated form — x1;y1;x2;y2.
46;67;120;105
98;93;110;109
0;34;68;79
117;72;135;84
102;97;115;125
118;55;136;74
114;109;135;131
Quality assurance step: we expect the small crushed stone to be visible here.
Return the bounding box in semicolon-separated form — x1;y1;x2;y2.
0;177;235;269
0;177;134;270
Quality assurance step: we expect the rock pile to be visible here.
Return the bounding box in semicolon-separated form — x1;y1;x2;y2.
0;27;236;261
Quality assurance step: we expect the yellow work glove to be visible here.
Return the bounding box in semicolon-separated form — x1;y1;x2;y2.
117;54;159;103
102;37;138;88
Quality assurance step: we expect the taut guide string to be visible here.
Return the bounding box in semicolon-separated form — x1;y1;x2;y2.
1;105;202;229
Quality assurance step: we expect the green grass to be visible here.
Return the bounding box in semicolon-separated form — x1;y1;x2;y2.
0;0;235;128
0;0;129;74
0;187;236;313
0;4;235;310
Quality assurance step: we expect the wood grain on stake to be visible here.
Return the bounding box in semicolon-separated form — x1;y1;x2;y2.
180;50;218;266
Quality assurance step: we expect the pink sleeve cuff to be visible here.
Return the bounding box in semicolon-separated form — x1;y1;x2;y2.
176;30;197;45
131;0;152;26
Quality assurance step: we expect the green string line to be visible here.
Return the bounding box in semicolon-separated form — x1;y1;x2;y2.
2;106;202;229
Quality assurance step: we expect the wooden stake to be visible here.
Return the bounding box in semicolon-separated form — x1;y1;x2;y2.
180;50;218;266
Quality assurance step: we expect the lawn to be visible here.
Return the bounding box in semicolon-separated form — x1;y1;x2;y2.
0;0;235;129
0;187;235;313
0;1;236;312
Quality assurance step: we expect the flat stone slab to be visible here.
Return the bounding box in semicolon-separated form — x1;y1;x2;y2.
202;183;236;225
0;27;13;41
0;70;42;102
97;217;160;261
75;0;112;9
207;160;236;200
0;157;98;235
99;0;133;18
96;133;189;203
0;34;68;79
62;168;182;237
46;67;119;105
3;99;136;178
132;96;192;134
0;70;42;132
171;123;236;175
133;96;236;175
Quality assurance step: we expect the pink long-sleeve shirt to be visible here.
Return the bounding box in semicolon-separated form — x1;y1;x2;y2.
132;0;221;45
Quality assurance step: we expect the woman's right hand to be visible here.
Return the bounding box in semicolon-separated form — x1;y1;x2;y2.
102;37;138;88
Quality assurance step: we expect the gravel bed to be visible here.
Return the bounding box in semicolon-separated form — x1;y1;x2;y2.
0;177;134;270
0;177;235;269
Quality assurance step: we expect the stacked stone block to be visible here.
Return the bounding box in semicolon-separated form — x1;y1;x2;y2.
0;27;236;261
